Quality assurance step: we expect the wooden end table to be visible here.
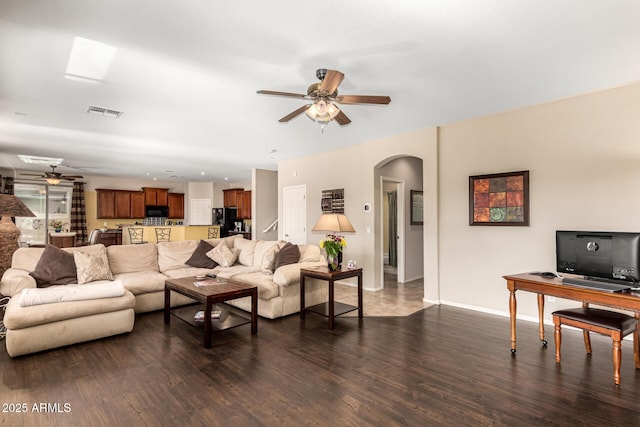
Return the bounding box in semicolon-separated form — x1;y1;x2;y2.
164;276;257;348
300;266;363;329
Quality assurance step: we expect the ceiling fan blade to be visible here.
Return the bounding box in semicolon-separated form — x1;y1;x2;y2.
319;70;344;94
62;175;84;179
257;90;308;99
335;95;391;105
335;110;351;126
60;177;77;181
20;173;45;176
279;105;310;122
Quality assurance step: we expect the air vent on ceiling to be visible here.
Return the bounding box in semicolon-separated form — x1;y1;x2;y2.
87;105;123;118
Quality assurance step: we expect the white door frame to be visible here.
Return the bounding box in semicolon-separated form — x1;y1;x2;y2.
380;176;405;285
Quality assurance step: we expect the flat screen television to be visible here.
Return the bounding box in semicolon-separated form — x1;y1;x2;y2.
556;230;640;284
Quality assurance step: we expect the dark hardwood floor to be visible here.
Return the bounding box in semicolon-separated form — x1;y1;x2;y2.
2;305;640;426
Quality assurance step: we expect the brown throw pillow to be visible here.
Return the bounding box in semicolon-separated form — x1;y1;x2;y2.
29;245;77;287
274;242;300;270
186;240;218;269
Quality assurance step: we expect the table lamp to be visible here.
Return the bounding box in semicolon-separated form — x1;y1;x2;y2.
312;213;356;270
0;194;36;277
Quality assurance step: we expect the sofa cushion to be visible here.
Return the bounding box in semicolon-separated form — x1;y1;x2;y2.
185;240;217;269
11;247;46;272
234;238;257;266
29;245;77;287
206;241;239;268
74;249;114;284
274;242;300;270
112;271;169;295
107;243;159;274
157;240;199;272
254;240;281;272
3;289;135;330
298;244;322;263
229;272;280;300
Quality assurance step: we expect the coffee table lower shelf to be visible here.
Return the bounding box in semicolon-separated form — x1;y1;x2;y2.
305;302;358;318
170;303;251;332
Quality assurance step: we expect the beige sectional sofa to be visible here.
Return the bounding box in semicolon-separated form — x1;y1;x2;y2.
0;236;327;357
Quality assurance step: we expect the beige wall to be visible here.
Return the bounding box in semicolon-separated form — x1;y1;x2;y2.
279;127;439;294
439;82;640;321
279;82;640;322
253;168;278;241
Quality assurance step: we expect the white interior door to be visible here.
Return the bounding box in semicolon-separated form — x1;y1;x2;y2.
282;185;307;244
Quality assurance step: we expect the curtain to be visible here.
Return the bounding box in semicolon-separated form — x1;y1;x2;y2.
388;190;398;267
70;182;88;244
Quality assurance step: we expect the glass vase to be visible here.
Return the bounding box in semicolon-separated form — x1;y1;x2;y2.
327;253;339;271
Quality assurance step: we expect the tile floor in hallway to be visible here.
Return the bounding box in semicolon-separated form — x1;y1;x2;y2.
334;271;431;317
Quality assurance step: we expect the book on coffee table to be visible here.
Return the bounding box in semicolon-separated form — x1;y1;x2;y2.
194;310;221;321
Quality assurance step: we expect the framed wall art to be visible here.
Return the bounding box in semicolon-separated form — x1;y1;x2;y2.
469;170;529;226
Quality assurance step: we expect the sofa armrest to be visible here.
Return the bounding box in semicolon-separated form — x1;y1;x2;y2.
273;261;326;287
0;269;37;297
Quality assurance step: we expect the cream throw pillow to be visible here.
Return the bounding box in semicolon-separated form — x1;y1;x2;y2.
206;241;240;268
73;250;114;284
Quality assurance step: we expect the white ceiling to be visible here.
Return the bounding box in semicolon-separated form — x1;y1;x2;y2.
1;1;639;183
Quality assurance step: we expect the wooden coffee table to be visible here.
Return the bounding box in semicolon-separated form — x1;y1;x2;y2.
164;276;257;348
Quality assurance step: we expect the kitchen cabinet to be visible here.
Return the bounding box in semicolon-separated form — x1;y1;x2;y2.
223;188;251;219
130;191;145;218
238;190;252;219
97;189;117;218
168;193;184;219
223;188;243;208
97;189;145;219
143;187;169;206
97;230;122;246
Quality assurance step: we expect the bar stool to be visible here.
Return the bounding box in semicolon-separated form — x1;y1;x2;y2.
128;227;145;244
208;227;220;239
155;228;171;242
553;303;640;385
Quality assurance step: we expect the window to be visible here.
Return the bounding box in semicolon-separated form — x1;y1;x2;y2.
14;183;73;246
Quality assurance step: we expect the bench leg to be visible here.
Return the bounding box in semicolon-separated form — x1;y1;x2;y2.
583;331;592;354
554;319;562;364
612;338;622;385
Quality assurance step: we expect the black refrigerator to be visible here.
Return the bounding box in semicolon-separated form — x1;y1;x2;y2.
213;207;237;237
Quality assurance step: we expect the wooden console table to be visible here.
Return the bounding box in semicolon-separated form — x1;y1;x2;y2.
504;273;640;354
300;266;363;329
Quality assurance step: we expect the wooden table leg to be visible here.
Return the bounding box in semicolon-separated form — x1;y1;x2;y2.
357;271;363;318
251;289;258;334
634;312;640;369
509;287;517;353
204;299;212;349
537;293;547;346
300;273;306;320
164;286;171;324
613;338;622;385
328;279;335;330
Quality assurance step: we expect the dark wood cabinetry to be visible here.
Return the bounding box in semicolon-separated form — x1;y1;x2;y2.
97;231;122;246
130;191;145;218
97;189;146;219
143;187;169;206
223;188;251;219
168;193;184;219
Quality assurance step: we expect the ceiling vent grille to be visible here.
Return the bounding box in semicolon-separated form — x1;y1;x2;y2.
87;105;123;118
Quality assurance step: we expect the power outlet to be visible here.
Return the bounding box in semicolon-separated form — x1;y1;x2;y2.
547;296;556;303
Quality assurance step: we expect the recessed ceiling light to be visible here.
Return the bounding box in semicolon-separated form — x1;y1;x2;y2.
18;155;63;165
66;36;116;81
200;172;205;175
224;177;229;181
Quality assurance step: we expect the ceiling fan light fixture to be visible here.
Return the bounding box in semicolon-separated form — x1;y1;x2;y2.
45;177;61;185
305;100;340;123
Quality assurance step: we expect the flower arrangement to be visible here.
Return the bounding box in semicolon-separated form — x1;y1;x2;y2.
319;234;346;270
49;219;65;232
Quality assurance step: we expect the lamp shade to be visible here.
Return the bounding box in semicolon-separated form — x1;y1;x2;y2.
311;213;355;233
0;194;36;218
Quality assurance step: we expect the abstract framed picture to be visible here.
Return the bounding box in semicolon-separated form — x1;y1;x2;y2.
469;170;529;226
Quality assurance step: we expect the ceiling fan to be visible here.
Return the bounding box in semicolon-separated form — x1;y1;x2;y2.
257;68;391;126
20;165;83;185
